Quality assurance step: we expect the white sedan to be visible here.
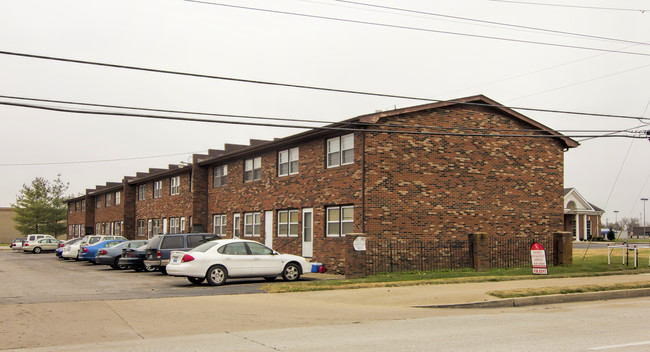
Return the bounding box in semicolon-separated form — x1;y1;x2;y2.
167;239;312;286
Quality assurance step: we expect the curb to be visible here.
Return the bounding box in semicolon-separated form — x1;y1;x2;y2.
416;288;650;309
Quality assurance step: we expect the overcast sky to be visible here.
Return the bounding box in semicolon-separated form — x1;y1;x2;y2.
1;0;649;226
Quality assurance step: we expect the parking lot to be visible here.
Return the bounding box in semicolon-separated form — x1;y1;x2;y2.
0;249;276;305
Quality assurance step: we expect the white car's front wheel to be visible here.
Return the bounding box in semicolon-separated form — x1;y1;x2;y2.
282;263;300;282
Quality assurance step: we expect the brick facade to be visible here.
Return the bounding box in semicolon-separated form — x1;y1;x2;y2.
66;95;577;274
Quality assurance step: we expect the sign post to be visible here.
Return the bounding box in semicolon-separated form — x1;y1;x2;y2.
530;242;548;275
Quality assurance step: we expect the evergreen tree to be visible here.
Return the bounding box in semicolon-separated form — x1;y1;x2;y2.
11;175;69;237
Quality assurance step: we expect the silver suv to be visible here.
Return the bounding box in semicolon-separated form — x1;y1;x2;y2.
22;234;55;252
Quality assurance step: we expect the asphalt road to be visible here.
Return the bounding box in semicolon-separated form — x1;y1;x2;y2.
0;250;271;304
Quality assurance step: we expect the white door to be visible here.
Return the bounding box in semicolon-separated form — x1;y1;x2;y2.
265;210;273;248
302;208;313;258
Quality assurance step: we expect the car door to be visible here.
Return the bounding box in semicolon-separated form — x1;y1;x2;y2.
219;242;251;277
247;242;283;276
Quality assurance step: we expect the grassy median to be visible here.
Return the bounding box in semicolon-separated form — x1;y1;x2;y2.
262;248;650;294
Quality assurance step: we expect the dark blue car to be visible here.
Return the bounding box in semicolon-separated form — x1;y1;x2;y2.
79;239;126;263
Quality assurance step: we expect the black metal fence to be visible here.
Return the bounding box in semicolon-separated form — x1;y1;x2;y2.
487;236;554;269
365;239;471;275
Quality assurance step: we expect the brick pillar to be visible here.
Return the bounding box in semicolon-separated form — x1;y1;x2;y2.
122;180;136;240
553;231;573;266
469;233;490;271
345;234;367;279
191;156;208;233
84;194;95;235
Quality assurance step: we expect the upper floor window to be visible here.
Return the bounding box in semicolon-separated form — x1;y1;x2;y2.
327;134;354;168
68;204;73;213
278;210;299;237
326;205;354;237
96;198;101;209
244;212;261;237
105;193;111;207
138;185;146;201
278;148;299;177
75;201;79;211
170;176;180;195
153;181;162;199
115;191;121;205
81;200;85;211
244;157;261;182
213;165;227;187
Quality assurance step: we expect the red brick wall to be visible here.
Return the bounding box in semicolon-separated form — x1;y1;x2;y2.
94;191;124;235
363;105;565;242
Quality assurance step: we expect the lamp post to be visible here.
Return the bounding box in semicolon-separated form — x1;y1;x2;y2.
642;198;648;238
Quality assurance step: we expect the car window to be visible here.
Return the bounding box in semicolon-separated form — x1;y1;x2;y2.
222;242;248;255
191;241;219;253
246;242;273;255
89;237;101;244
105;241;122;248
161;236;183;249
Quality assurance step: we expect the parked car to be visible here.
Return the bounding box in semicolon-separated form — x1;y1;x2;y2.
95;240;148;269
144;233;220;274
118;244;156;272
56;238;83;258
167;239;311;286
63;235;127;260
22;238;63;254
10;238;25;251
22;234;55;252
79;239;126;263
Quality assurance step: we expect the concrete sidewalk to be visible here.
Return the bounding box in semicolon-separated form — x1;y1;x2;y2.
4;273;650;350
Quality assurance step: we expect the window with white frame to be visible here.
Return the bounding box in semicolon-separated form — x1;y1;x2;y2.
244;157;261;182
326;205;354;237
114;221;122;236
327;134;354;168
69;204;73;213
244;212;261;237
96;198;101;208
153;181;162;198
586;220;592;238
170;217;180;234
180;217;186;234
213;214;227;236
105;193;111;207
233;213;241;238
278;210;299;237
115;191;121;205
170;176;180;195
81;200;85;211
213;165;227;187
152;219;161;235
278;148;299;176
137;220;146;236
95;223;100;234
138;185;146;201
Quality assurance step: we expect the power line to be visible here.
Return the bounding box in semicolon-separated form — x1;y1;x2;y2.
334;0;650;46
1;99;646;140
2;94;640;134
183;0;650;57
0;152;197;167
0;50;647;121
489;0;650;13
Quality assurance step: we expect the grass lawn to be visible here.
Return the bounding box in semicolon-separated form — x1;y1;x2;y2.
262;248;650;293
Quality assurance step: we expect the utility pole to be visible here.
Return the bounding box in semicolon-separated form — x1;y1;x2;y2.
642;198;648;238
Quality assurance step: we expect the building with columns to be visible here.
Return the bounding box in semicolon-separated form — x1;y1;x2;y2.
564;188;604;241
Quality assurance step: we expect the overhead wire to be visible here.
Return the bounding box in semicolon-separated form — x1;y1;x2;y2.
488;0;650;13
0;50;648;122
182;0;650;57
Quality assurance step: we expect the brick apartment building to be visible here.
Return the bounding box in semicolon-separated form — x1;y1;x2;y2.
66;95;578;272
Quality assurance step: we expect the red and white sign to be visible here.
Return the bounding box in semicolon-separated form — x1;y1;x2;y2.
530;242;548;275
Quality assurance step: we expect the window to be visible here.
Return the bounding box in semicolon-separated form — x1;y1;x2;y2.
103;222;111;235
233;213;241;238
244;157;261;182
247;242;273;255
180;217;186;234
326;205;354;237
221;242;248;255
75;202;79;212
96;198;101;209
105;194;111;207
69;204;73;213
170;176;180;195
586;220;592;238
138;185;146;201
81;200;85;211
213;165;227;187
114;221;122;236
213;214;227;236
278;148;299;176
115;191;121;205
153;181;162;198
278;210;299;237
244;212;261;237
327;134;354;168
147;219;152;238
152;218;162;235
160;236;183;249
170;218;180;234
137;220;147;236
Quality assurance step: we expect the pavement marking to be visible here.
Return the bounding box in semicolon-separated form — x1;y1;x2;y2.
589;340;650;350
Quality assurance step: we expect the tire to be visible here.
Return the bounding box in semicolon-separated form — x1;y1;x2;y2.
112;258;126;270
282;263;301;282
206;265;228;286
159;266;168;275
33;247;42;254
143;264;157;272
264;276;277;282
187;277;205;285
